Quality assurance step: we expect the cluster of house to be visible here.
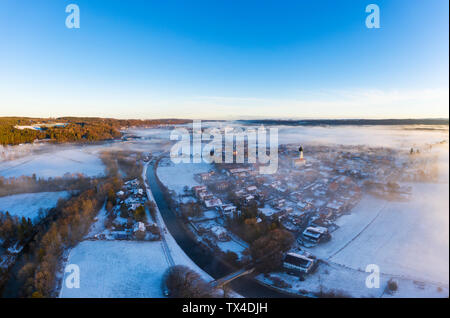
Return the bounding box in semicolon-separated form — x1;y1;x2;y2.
188;179;245;246
98;220;158;241
192;185;237;217
116;178;146;212
193;221;231;242
180;144;412;278
92;178;159;241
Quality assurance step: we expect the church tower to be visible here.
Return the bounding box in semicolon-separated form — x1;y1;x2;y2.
293;145;306;167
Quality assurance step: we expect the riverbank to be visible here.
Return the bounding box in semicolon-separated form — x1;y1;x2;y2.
147;157;299;298
142;162;216;283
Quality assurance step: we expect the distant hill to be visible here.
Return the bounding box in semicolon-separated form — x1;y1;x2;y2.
237;118;449;126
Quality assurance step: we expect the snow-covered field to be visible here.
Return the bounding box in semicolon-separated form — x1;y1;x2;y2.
0;148;105;179
0;191;70;221
331;184;448;284
303;182;449;287
258;261;448;298
157;160;212;195
59;240;168;298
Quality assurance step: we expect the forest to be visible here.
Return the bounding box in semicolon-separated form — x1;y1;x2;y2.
0;117;189;146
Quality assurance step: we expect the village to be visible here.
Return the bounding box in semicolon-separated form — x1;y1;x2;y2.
160;142;438;279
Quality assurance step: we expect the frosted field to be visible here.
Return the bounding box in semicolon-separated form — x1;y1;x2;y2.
303;179;449;292
59;227;214;297
258;262;448;298
329;182;449;285
0;191;70;221
0;148;105;179
303;196;388;260
59;241;168;298
157;161;212;195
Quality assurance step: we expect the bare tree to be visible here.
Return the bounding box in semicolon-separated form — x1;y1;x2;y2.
163;265;214;298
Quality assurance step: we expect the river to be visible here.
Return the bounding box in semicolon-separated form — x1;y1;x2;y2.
146;162;297;298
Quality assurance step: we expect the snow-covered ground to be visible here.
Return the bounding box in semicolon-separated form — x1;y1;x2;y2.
59;240;168;298
217;240;247;260
157;160;212;195
59;163;216;298
0;148;105;179
257;261;448;298
330;184;448;284
0;191;70;221
302;181;449;287
260;205;279;217
86;204;108;238
303;196;387;260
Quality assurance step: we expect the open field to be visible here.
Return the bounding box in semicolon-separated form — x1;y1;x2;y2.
157;160;212;195
328;183;449;284
59;240;168;298
0;148;105;179
0;191;70;221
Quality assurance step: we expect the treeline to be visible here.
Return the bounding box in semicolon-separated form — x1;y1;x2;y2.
241;118;450;126
0;117;190;146
0;174;94;197
3;151;128;297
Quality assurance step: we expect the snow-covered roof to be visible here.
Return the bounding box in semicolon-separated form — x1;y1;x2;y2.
210;225;227;237
133;222;146;232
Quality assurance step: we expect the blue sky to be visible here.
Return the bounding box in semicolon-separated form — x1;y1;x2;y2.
0;0;448;119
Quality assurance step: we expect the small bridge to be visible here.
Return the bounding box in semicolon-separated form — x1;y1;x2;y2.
210;268;255;289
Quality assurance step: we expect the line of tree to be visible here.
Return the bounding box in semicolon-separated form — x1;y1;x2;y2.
0;212;33;246
0;174;94;197
3;152;127;297
15;177;123;298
